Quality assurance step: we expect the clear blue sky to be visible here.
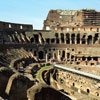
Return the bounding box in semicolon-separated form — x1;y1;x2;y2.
0;0;100;29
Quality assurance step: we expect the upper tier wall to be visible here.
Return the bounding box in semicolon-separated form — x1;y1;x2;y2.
43;9;100;31
0;21;33;31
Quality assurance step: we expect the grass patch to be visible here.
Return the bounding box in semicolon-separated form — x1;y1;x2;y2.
40;65;52;69
36;65;53;83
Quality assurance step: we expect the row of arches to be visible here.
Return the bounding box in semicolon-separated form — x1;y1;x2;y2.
43;33;99;45
2;32;99;45
30;33;100;45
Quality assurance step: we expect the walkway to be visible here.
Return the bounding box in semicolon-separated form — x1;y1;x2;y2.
53;64;100;81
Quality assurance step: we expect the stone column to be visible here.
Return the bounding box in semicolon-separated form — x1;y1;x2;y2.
59;39;61;44
64;34;66;44
91;57;93;61
65;49;67;61
58;50;61;61
75;40;77;44
64;39;66;44
85;38;87;44
80;39;82;44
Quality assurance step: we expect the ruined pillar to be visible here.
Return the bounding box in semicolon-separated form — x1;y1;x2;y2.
59;39;61;44
65;49;67;61
64;39;66;44
80;39;82;44
58;50;61;61
75;40;77;44
85;38;87;44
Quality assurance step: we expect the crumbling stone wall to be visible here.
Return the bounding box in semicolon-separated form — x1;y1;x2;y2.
6;74;34;100
53;69;100;97
43;9;100;31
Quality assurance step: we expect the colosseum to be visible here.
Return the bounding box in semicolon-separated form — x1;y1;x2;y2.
0;9;100;100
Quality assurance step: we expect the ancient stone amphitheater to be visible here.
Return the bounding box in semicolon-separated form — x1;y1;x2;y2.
1;9;100;100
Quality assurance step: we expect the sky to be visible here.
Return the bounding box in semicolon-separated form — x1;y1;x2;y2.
0;0;100;29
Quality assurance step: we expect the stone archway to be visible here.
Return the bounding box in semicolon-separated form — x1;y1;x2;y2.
77;34;80;44
82;35;86;44
93;34;99;44
71;34;75;44
61;33;64;43
66;33;70;44
30;37;34;43
39;51;44;59
87;35;92;45
48;53;52;60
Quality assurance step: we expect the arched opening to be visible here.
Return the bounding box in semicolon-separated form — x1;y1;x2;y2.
34;50;37;56
77;34;80;44
87;57;91;61
82;56;86;61
34;35;39;43
51;38;55;44
93;57;98;61
20;25;23;29
67;53;70;59
66;33;70;44
14;35;19;43
9;24;11;28
87;89;90;94
72;28;74;31
73;83;75;87
71;34;75;44
77;62;80;65
96;92;99;96
48;53;52;60
54;53;57;59
55;33;58;38
67;28;69;32
93;34;98;44
56;38;59;44
87;35;92;45
61;33;64;43
46;38;50;44
62;51;65;58
30;38;34;43
82;35;86;44
78;28;80;31
46;26;50;30
97;28;99;32
39;51;44;59
71;55;74;61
